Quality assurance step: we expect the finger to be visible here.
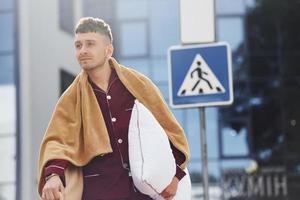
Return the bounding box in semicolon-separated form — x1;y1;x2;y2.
59;192;64;200
163;196;170;200
44;190;49;200
46;189;56;200
41;191;46;200
53;188;61;200
162;192;172;199
160;190;168;197
166;196;174;200
160;193;167;198
161;194;169;199
59;185;65;200
59;184;65;193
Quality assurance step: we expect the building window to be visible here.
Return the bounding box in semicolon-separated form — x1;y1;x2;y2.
0;13;14;52
0;0;16;198
0;55;14;85
59;0;74;35
217;17;244;52
83;0;114;21
0;86;16;200
116;0;148;21
149;0;180;57
119;21;148;58
60;69;75;95
0;0;13;11
216;0;246;15
152;58;168;82
219;119;250;158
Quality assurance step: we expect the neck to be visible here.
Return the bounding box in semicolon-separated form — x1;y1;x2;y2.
87;60;112;91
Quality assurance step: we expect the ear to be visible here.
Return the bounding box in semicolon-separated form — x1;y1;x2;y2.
106;44;114;57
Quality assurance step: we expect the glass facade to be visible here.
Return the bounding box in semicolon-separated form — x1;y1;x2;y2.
219;0;300;199
0;0;17;199
59;0;75;35
0;0;297;199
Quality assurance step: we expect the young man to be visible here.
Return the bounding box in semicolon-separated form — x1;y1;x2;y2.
38;17;190;200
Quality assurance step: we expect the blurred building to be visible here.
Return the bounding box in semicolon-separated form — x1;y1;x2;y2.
0;0;18;199
0;0;300;199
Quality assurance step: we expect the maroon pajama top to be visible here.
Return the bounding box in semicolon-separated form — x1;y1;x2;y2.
44;68;186;200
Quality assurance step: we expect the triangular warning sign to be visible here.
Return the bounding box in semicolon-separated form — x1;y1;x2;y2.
177;54;225;96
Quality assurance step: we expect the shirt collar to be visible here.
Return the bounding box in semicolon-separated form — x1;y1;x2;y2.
88;67;118;92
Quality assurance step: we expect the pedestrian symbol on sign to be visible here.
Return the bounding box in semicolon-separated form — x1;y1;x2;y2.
177;54;225;97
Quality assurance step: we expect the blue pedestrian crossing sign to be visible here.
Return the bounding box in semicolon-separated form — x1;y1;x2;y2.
168;42;233;108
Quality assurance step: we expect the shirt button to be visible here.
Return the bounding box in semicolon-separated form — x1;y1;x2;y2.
111;117;116;122
107;95;111;100
118;138;123;144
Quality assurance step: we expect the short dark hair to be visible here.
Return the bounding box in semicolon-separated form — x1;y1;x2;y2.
75;17;113;43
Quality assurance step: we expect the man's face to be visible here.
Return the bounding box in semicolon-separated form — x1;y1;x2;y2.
74;32;113;71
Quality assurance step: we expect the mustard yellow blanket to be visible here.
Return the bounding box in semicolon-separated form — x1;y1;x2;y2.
37;58;190;195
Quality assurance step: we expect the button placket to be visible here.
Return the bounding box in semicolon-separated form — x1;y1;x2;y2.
106;93;116;124
105;92;120;148
104;82;127;171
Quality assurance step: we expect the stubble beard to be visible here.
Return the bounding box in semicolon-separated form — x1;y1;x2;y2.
81;57;107;72
81;63;96;71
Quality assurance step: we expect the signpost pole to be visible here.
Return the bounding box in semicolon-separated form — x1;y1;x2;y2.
178;1;225;199
199;107;209;200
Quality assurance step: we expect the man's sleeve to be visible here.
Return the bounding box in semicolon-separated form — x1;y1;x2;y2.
170;142;186;181
44;159;70;186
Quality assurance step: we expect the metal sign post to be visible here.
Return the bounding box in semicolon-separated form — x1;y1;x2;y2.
175;1;230;200
199;107;209;200
179;0;215;199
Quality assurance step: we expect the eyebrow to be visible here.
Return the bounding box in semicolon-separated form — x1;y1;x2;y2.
74;39;96;44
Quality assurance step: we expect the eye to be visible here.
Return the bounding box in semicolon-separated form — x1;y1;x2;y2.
87;41;94;47
75;43;82;49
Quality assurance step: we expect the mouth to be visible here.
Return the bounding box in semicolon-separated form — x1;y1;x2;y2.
79;57;92;61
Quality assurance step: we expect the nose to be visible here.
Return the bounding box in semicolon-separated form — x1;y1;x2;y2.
79;45;88;56
77;50;87;61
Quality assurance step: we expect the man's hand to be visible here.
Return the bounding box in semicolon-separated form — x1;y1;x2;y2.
42;175;64;200
160;177;179;200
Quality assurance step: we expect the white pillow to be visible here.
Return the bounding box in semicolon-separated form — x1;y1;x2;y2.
128;100;191;199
